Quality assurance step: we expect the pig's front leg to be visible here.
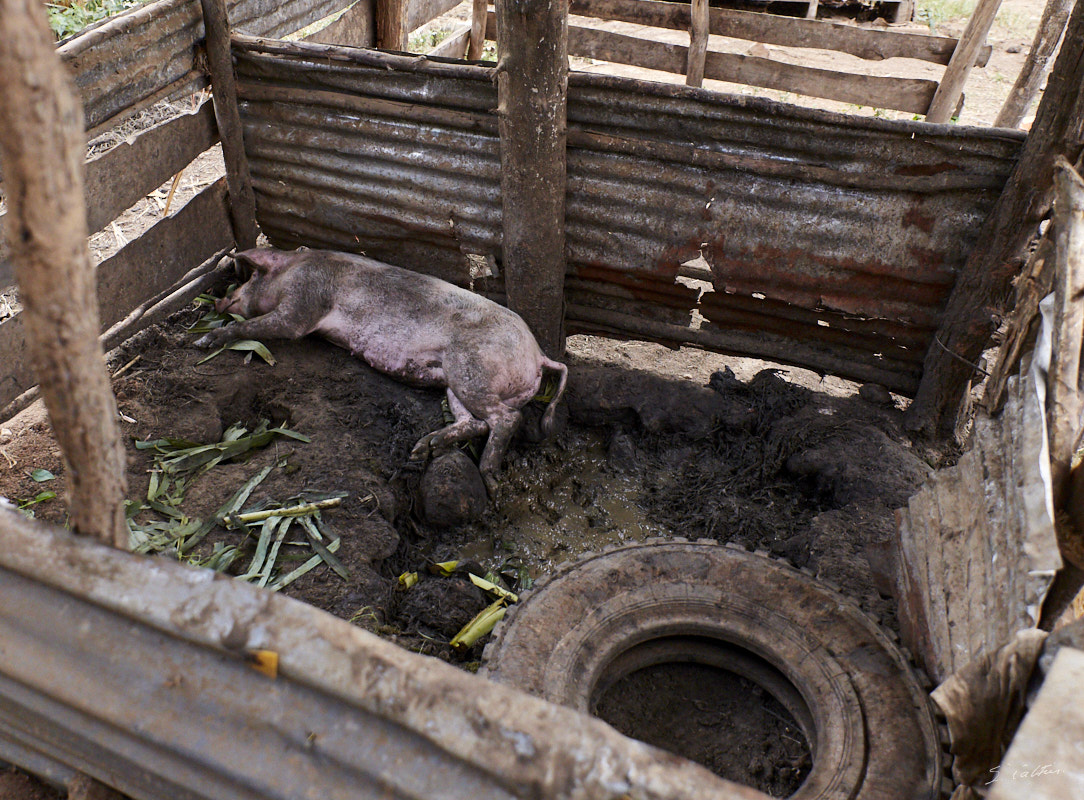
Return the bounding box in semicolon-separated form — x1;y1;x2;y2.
194;304;317;350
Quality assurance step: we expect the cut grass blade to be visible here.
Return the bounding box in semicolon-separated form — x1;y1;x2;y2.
236;516;282;580
257;517;292;588
299;516;349;581
268;537;342;591
450;599;507;650
197;339;276;367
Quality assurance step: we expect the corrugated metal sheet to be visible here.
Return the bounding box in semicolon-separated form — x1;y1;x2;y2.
233;36;1026;393
58;0;357;133
0;508;761;800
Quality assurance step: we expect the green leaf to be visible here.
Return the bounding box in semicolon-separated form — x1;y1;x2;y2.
197;340;276;366
29;468;55;482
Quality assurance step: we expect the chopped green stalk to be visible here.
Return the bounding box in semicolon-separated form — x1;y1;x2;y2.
268;538;342;591
469;573;519;604
223;497;342;529
450;600;507;650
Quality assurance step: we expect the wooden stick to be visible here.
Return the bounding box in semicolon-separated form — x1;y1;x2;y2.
376;0;408;50
469;0;487;60
905;0;1084;440
685;0;708;88
0;0;127;547
1049;158;1084;510
200;0;258;249
495;0;569;358
995;0;1073;129
925;0;1003;122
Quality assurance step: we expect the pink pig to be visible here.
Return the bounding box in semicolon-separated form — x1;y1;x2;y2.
195;247;567;495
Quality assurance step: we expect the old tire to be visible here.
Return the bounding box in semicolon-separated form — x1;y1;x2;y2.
481;541;943;800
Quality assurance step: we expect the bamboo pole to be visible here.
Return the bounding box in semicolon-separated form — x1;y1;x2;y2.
200;0;258;249
495;0;569;357
0;0;127;548
925;0;1002;122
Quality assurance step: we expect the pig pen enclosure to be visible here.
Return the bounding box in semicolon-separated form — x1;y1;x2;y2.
1;0;1083;797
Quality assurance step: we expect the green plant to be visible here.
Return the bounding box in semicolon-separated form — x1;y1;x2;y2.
916;0;977;32
46;0;152;40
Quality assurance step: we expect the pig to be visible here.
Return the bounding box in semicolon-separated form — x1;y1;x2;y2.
194;247;568;495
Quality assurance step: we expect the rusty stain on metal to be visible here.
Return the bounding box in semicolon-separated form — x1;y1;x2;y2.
230;36;1026;395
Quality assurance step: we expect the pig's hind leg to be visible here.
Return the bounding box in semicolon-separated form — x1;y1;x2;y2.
409;388;489;463
477;404;523;497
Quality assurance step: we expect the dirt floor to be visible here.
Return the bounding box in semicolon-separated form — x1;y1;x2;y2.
0;0;1052;794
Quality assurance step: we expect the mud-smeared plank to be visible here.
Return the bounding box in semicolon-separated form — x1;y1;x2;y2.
894;372;1061;682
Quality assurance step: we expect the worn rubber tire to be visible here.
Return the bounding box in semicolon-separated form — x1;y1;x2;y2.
481;541;942;800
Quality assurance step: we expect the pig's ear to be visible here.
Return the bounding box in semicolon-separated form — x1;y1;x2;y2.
233;248;297;276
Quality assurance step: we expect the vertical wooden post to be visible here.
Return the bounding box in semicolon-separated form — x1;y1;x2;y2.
468;0;487;60
686;0;709;88
200;0;258;250
495;0;568;358
925;0;1003;122
0;0;127;548
995;0;1073;129
905;0;1084;440
376;0;408;50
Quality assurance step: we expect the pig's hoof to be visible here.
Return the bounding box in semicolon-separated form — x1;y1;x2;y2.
409;436;434;463
481;470;499;499
194;333;218;349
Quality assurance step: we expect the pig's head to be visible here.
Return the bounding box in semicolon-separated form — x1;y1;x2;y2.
214;248;305;318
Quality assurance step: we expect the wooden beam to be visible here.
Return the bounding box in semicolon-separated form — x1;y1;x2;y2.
200;0;258;249
406;0;462;33
995;0;1073;128
685;0;708;87
376;0;408;49
561;23;938;114
0;180;232;415
905;0;1084;440
468;0;487;60
0;0;127;547
428;24;470;58
567;0;990;66
925;0;1002;122
495;0;568;357
306;0;377;47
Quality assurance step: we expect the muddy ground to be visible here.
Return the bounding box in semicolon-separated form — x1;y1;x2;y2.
0;289;930;794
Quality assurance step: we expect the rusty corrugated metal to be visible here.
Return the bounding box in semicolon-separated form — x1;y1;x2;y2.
58;0;359;133
232;37;1025;394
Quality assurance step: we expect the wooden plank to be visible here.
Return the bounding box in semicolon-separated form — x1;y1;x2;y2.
305;0;376;47
686;0;708;87
95;179;233;329
58;0;357;133
925;0;1003;122
568;0;989;66
85;100;218;234
407;0;462;33
0;101;217;276
565;23;939;114
429;24;471;58
201;0;259;249
0;180;232;414
496;0;569;357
